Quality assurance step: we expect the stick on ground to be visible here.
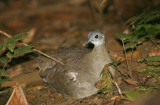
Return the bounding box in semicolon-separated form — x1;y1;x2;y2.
0;30;64;65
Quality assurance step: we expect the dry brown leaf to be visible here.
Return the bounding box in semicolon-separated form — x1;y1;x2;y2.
6;83;28;105
26;93;38;102
117;77;122;85
23;28;36;44
104;95;121;105
124;79;139;86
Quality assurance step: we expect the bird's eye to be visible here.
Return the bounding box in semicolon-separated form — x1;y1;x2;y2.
95;35;98;39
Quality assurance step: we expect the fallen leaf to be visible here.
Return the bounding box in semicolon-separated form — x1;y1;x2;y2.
26;93;38;102
23;28;36;44
104;95;121;105
124;79;139;86
6;83;28;105
117;77;122;85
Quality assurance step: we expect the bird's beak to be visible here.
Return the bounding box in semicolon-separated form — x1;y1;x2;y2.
83;39;90;46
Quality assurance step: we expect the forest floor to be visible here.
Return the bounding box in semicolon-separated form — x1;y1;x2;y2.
0;0;159;105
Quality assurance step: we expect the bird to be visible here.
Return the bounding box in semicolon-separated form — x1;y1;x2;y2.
36;31;115;99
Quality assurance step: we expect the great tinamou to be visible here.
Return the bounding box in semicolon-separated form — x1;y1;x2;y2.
36;31;115;98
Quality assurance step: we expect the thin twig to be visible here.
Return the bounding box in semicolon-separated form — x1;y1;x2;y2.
130;48;134;79
0;30;64;65
122;39;133;79
150;38;160;50
34;49;64;65
105;65;123;97
111;66;130;79
0;30;12;38
2;63;8;70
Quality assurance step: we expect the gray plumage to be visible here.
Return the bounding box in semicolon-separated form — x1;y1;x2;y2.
36;31;115;98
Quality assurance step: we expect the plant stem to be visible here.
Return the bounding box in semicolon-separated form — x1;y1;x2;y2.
105;64;122;97
130;48;134;78
2;63;7;70
122;39;133;79
111;66;130;79
150;38;160;50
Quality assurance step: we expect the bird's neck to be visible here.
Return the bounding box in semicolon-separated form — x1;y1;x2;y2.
86;44;112;80
92;43;107;53
91;44;111;63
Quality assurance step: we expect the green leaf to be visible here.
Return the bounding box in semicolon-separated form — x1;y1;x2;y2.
0;40;8;52
100;69;104;77
11;34;28;41
136;87;148;92
116;33;128;40
0;57;8;63
6;52;14;59
147;62;160;66
138;67;160;78
145;56;160;62
7;39;15;52
122;90;141;99
124;43;137;50
14;45;33;57
0;33;28;53
137;58;145;62
138;67;151;73
138;56;160;66
109;59;121;67
0;69;8;76
136;86;154;94
123;86;153;99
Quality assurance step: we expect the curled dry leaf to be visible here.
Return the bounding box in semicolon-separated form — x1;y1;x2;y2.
124;79;139;86
23;28;36;44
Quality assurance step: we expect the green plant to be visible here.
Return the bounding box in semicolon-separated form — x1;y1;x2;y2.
0;33;34;84
115;7;160;100
123;86;157;100
116;7;160;79
98;60;122;98
98;64;114;98
138;56;160;83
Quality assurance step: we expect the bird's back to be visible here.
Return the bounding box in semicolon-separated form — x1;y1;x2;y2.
36;48;92;97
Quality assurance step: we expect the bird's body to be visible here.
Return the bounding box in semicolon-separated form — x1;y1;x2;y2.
36;31;115;98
